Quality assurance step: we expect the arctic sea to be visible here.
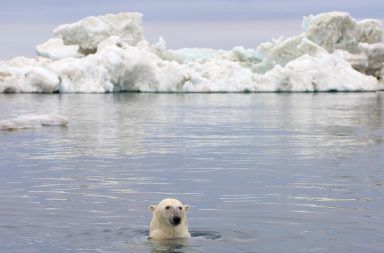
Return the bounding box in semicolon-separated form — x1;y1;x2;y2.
0;92;383;253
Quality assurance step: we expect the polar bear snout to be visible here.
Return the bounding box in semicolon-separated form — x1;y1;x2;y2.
170;215;181;225
167;205;183;225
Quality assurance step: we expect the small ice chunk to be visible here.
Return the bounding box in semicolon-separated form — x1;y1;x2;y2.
0;114;68;130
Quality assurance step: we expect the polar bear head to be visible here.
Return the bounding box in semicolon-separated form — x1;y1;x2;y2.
149;198;191;239
150;198;190;226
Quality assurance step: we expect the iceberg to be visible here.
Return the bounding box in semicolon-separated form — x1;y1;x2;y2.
0;114;68;130
0;11;383;93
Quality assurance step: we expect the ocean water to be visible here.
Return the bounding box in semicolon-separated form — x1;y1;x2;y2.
0;92;383;253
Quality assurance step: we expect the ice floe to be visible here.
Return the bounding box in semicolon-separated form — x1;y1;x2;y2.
0;114;68;130
0;11;383;93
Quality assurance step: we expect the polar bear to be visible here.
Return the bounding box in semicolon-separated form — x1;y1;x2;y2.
149;198;191;240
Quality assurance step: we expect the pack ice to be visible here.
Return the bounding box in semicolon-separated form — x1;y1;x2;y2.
0;12;383;93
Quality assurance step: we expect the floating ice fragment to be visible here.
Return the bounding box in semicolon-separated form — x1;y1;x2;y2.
0;114;68;130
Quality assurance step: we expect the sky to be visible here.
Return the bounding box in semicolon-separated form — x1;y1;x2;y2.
1;0;384;60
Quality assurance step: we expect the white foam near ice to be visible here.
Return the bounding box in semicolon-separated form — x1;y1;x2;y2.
0;114;68;130
0;11;383;93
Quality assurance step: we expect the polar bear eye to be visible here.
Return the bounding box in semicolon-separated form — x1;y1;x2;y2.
165;206;170;210
178;206;182;210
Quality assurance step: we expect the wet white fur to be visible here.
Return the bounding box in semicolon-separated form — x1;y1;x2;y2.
149;198;190;240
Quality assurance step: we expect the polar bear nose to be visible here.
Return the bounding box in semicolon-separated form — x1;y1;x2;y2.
172;216;181;225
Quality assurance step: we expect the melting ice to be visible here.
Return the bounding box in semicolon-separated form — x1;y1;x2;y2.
0;12;383;93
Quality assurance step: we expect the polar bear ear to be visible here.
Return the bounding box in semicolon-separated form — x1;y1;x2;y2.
149;205;157;212
184;205;190;213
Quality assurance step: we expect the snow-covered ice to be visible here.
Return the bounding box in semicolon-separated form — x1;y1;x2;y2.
53;12;144;53
0;11;383;93
36;38;84;60
0;114;68;130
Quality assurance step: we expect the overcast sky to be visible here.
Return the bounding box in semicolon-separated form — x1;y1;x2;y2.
1;0;383;60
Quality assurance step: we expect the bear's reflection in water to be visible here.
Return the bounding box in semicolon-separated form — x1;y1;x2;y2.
150;238;189;253
149;231;222;253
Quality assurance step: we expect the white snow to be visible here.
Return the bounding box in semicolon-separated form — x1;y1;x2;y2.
0;11;383;93
35;38;83;60
0;114;68;130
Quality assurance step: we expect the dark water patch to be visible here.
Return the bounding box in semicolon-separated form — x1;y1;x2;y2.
190;230;222;240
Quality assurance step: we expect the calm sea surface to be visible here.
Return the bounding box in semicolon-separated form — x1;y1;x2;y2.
0;93;383;253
